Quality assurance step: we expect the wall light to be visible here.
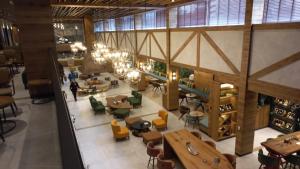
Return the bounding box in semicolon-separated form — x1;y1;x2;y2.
172;72;177;81
221;83;234;89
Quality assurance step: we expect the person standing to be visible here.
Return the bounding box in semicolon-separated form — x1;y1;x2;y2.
70;80;80;101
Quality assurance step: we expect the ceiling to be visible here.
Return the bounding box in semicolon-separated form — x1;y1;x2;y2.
51;0;194;21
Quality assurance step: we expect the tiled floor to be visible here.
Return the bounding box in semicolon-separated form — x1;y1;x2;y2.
63;72;283;169
0;68;62;169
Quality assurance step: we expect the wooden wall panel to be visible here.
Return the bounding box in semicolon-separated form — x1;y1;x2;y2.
173;35;197;67
170;31;193;57
258;60;300;89
15;1;55;80
250;29;300;75
206;31;243;71
200;36;234;74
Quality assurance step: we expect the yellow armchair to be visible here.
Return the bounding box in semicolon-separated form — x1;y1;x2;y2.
111;119;129;140
152;110;168;130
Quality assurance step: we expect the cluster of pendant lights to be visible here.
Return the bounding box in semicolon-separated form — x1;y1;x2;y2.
92;43;141;81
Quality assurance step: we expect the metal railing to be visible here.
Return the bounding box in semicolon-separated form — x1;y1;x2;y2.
49;49;85;169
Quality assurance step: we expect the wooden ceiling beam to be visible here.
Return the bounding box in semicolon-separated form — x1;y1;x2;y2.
51;2;165;10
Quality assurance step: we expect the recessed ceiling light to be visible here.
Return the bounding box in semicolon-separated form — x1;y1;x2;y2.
172;0;175;2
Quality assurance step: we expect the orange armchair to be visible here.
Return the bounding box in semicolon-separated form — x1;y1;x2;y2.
111;119;129;140
152;110;168;130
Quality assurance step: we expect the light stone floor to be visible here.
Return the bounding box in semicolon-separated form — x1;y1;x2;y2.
0;68;62;169
62;72;283;169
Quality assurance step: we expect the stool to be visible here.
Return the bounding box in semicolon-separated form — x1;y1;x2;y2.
113;109;130;119
142;131;163;145
125;117;142;129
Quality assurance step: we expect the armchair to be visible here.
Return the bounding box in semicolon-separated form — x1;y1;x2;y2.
89;96;105;113
152;110;168;130
111;119;129;140
127;90;142;108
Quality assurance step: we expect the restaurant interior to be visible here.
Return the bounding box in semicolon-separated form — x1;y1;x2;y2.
0;0;300;169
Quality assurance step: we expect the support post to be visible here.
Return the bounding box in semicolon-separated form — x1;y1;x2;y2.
162;8;179;111
235;0;256;156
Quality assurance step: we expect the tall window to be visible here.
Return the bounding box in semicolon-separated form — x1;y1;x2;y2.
253;0;300;24
117;15;134;31
135;9;166;30
170;0;245;28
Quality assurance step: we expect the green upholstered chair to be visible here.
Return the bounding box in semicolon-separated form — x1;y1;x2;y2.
127;90;142;108
89;96;105;113
113;108;130;118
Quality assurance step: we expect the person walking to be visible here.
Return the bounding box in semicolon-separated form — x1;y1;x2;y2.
70;80;80;101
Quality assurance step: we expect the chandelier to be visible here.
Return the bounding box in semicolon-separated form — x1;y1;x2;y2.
91;42;132;72
127;69;141;82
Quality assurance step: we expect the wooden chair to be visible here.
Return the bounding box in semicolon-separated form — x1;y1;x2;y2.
179;105;190;120
190;131;202;140
147;141;162;169
179;91;188;105
204;140;216;149
152;82;162;92
284;154;300;169
157;152;175;169
258;149;280;169
223;153;236;169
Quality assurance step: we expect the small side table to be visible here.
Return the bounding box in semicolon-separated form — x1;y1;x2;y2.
186;93;197;104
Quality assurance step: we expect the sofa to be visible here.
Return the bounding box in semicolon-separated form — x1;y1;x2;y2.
127;91;142;108
89;96;105;113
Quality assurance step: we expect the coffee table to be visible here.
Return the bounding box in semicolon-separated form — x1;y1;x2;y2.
106;95;132;109
131;120;151;137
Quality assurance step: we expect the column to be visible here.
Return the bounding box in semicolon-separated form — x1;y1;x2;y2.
14;0;55;81
235;0;255;155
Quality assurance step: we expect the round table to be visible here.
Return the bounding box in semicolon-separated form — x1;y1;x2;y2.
189;111;204;117
186;93;197;99
188;111;204;129
186;93;197;104
131;120;151;137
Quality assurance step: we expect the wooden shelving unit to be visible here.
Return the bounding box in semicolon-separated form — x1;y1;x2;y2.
269;98;300;134
210;81;239;141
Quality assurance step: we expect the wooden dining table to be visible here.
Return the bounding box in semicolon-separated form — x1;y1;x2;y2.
163;129;233;169
261;131;300;156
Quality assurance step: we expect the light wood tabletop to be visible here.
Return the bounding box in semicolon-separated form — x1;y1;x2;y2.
106;95;133;109
189;111;205;117
261;131;300;156
163;129;233;169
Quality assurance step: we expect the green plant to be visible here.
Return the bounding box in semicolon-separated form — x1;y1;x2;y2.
153;61;166;74
180;68;193;78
